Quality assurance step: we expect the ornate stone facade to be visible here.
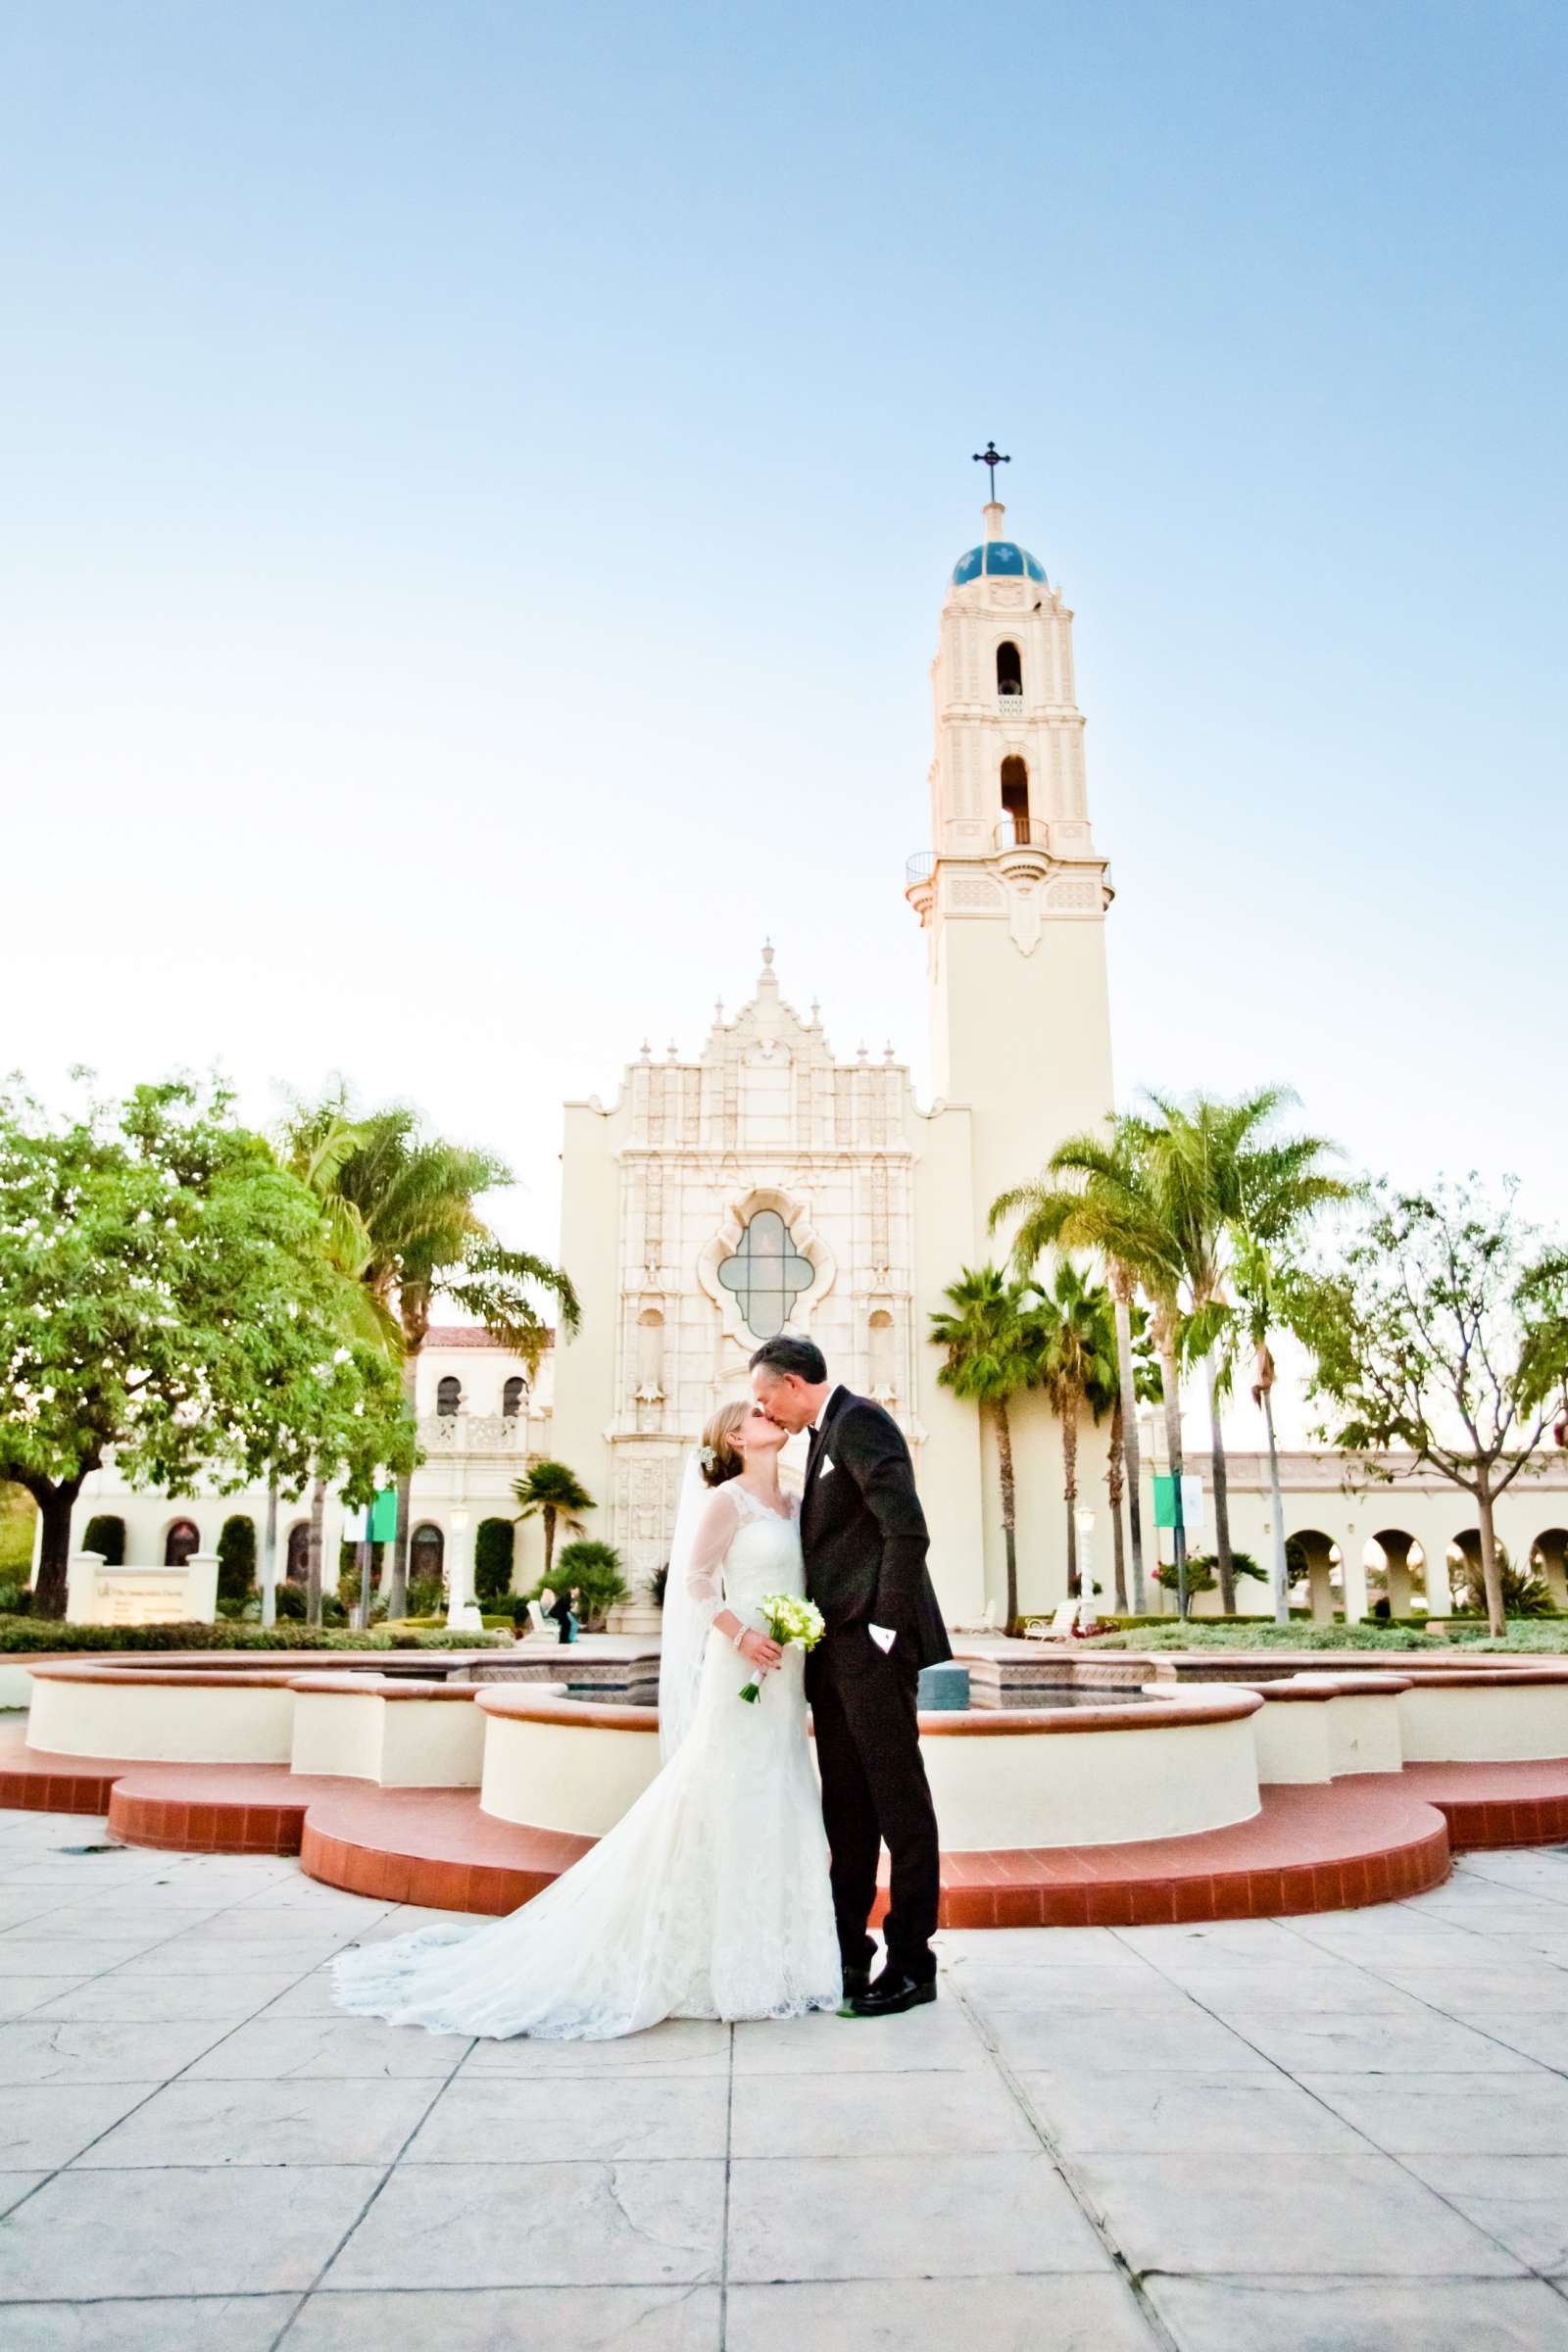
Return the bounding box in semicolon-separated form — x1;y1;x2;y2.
552;948;925;1590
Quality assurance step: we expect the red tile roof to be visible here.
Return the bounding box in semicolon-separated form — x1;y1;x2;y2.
423;1326;555;1352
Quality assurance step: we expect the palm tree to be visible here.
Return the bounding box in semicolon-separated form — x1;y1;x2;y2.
1032;1261;1118;1597
929;1266;1045;1633
994;1129;1187;1614
1136;1088;1350;1614
1104;1297;1159;1612
275;1099;405;1627
294;1102;581;1620
1231;1156;1355;1624
513;1460;595;1584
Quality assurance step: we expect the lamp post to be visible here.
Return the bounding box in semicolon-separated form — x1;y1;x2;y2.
1076;1509;1097;1626
446;1507;483;1635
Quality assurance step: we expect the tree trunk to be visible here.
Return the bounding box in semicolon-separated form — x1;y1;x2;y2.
543;1506;557;1586
1477;1480;1505;1640
1158;1326;1189;1617
1261;1385;1290;1626
994;1402;1019;1633
307;1474;326;1629
1111;1276;1147;1611
261;1477;279;1631
1106;1393;1129;1612
29;1481;80;1621
1205;1349;1235;1611
386;1353;419;1622
1062;1403;1080;1597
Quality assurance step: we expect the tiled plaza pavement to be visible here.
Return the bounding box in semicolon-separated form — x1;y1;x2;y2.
6;1801;1568;2347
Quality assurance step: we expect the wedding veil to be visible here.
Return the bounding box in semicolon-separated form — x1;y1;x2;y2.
657;1453;712;1763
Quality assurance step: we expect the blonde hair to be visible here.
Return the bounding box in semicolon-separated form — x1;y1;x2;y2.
698;1400;750;1490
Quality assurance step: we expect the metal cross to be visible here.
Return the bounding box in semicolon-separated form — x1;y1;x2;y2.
972;441;1010;490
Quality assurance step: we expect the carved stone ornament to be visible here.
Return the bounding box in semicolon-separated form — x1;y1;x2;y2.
1005;878;1042;956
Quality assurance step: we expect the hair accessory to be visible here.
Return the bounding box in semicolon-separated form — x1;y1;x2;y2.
697;1445;715;1469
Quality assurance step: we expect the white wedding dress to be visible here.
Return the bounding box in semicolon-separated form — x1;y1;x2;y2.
330;1484;842;2038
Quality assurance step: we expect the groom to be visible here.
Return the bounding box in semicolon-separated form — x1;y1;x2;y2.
751;1335;952;2016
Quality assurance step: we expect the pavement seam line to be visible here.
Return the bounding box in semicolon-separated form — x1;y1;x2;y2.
940;1965;1177;2350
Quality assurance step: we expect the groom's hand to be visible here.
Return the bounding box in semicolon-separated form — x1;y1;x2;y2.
739;1630;784;1672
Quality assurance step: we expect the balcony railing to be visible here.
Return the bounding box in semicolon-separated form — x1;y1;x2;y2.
994;817;1046;851
905;852;937;888
419;1413;528;1453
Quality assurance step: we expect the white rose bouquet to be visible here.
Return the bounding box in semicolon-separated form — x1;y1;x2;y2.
739;1592;826;1704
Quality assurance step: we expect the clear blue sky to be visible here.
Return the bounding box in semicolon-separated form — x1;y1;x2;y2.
3;1;1564;1272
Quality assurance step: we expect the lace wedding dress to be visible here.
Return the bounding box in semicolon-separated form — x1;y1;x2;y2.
330;1484;842;2039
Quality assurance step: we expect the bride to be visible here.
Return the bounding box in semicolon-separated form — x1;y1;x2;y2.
330;1399;842;2038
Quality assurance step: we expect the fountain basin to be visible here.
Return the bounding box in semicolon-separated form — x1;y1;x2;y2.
474;1685;1265;1850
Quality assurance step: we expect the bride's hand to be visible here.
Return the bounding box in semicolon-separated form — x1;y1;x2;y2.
739;1630;784;1673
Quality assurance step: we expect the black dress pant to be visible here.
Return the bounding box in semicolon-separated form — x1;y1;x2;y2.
808;1626;941;1983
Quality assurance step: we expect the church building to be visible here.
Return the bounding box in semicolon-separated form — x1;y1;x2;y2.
549;491;1116;1622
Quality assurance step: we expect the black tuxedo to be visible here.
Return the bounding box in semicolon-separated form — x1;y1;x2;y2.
800;1388;951;1983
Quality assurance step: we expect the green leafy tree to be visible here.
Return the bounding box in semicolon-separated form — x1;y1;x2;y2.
929;1267;1045;1632
548;1537;628;1631
0;1077;417;1619
513;1460;595;1584
474;1516;515;1606
1032;1261;1119;1597
1296;1178;1568;1638
285;1099;580;1619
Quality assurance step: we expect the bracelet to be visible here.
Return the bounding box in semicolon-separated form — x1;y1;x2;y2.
730;1624;748;1651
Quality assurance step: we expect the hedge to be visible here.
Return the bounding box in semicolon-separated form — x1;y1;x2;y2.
0;1616;512;1655
82;1515;127;1567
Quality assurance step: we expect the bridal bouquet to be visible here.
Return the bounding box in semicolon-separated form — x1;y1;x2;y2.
739;1593;826;1704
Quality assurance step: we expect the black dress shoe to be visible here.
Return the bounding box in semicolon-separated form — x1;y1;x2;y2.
847;1968;937;2018
837;1967;872;2012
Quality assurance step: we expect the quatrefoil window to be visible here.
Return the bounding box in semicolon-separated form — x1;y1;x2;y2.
716;1208;813;1342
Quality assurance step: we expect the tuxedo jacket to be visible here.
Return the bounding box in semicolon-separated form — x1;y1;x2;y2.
800;1388;953;1672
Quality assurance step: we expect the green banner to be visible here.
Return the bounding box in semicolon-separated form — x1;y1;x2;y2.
368;1488;398;1544
1152;1475;1181;1530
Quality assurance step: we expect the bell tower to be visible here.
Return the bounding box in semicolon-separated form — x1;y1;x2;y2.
906;485;1115;1236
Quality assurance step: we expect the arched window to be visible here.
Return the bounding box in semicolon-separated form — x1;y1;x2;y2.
164;1519;200;1566
436;1376;462;1418
1000;756;1031;842
717;1208;814;1341
285;1523;310;1583
502;1375;526;1418
996;640;1022;696
411;1522;446;1582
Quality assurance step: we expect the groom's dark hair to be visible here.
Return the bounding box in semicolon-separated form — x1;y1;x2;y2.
750;1335;827;1385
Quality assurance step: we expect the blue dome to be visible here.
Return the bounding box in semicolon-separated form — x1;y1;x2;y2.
952;540;1048;587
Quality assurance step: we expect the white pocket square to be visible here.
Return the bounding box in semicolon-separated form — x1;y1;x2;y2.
818;1454;834;1475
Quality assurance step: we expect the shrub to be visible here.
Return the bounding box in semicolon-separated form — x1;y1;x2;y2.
274;1580;346;1627
82;1515;126;1567
0;1581;31;1615
474;1518;515;1605
1451;1543;1554;1620
547;1539;628;1631
406;1574;444;1618
651;1562;669;1610
0;1615;510;1655
216;1515;257;1606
